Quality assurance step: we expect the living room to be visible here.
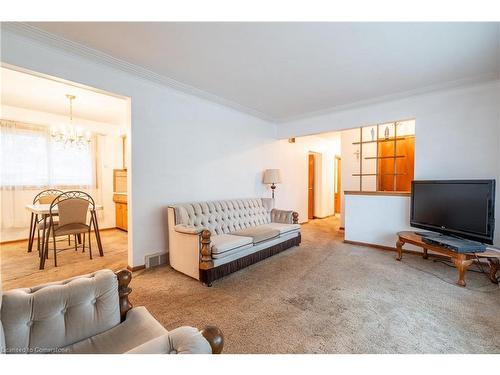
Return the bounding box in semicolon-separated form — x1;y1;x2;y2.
1;2;499;373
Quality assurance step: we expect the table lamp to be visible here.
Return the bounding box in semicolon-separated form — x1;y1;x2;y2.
263;169;282;199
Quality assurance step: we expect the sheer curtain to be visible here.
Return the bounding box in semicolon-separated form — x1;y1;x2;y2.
0;119;102;241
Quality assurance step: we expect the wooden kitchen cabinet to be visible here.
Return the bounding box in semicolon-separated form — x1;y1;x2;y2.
113;169;128;231
115;200;128;231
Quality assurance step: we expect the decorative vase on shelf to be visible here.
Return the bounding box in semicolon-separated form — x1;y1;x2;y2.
384;126;390;140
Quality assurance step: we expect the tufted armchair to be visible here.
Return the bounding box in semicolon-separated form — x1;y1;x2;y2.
0;269;223;354
168;198;301;286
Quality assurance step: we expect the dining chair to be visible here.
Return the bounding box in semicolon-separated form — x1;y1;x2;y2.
44;191;97;267
31;189;68;256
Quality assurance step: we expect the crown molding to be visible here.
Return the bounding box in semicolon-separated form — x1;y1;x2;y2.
2;22;276;123
276;73;500;124
3;23;498;126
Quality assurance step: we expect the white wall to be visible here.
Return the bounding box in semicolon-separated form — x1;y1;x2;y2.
275;134;340;222
0;28;281;267
278;81;500;246
97;134;124;228
313;134;341;218
344;194;413;246
313;152;323;217
340;128;361;226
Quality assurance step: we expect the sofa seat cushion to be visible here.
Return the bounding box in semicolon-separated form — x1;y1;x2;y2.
125;327;212;354
63;306;167;354
50;223;90;236
231;226;280;244
210;234;253;257
261;223;301;235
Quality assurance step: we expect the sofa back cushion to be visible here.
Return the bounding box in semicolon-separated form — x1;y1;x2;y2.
173;198;273;235
0;269;120;353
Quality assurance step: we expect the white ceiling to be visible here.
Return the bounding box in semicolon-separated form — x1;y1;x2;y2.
24;22;500;122
1;67;128;125
317;131;341;141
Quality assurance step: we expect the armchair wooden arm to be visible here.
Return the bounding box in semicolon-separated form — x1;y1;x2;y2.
116;269;133;322
200;325;224;354
200;229;213;264
116;269;223;353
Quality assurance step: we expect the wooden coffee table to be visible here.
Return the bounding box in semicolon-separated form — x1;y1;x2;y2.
396;231;500;287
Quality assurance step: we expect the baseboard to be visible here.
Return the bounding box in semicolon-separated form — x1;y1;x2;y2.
313;214;335;219
98;227;117;232
0;227;122;245
0;238;28;245
127;264;146;272
343;239;430;257
343;240;459;262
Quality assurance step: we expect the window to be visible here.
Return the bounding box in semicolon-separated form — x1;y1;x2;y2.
49;140;94;186
0;121;95;188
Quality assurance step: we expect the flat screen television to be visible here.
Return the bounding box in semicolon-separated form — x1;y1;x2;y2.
410;180;496;244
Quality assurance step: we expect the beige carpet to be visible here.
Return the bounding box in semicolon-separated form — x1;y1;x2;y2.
130;217;500;353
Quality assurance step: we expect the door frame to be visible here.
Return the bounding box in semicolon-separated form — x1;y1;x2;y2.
2;63;134;268
334;156;341;214
308;153;315;220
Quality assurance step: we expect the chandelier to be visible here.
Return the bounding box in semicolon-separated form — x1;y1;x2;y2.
50;94;91;148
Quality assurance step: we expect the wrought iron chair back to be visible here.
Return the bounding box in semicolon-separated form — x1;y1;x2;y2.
49;191;95;229
33;189;64;204
30;189;65;257
45;191;97;267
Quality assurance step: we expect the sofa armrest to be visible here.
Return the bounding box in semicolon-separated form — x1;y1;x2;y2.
116;269;133;322
173;225;213;266
271;209;299;224
174;224;205;235
125;326;224;354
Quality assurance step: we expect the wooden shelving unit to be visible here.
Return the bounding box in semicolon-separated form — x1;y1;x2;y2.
352;122;414;191
352;136;414;145
364;155;405;160
352;173;406;177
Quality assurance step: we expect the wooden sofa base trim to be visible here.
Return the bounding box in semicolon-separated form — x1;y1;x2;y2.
199;233;301;286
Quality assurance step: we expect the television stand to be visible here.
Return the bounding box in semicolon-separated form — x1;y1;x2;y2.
396;231;499;287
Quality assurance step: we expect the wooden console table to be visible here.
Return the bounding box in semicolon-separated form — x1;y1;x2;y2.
396;231;499;287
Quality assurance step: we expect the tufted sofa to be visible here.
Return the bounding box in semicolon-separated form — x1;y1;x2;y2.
168;198;301;286
0;269;223;354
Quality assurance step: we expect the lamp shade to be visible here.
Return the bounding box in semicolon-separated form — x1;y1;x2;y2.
263;169;282;184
